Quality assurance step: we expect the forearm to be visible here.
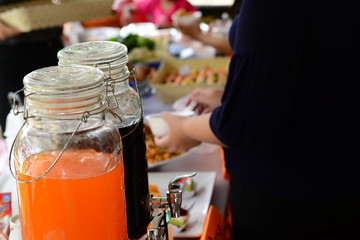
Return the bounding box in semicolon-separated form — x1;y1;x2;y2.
183;113;225;146
196;33;232;55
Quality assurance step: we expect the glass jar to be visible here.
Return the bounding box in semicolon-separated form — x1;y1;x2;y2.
58;41;150;239
12;66;127;240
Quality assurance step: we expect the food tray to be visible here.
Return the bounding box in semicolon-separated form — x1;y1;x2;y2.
0;0;114;32
150;57;230;103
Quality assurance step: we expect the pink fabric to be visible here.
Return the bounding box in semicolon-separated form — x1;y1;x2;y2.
134;0;197;26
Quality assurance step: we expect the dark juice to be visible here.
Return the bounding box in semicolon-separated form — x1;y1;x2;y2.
119;118;150;239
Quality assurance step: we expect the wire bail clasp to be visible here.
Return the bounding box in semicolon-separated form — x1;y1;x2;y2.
95;62;120;110
9;111;92;184
10;88;35;120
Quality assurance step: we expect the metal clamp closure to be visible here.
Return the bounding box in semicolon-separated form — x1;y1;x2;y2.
9;111;92;184
95;62;120;111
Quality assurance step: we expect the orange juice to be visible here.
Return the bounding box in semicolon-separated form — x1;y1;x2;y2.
16;149;128;240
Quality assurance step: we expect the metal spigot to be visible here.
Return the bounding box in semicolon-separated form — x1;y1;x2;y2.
167;172;196;218
146;172;197;240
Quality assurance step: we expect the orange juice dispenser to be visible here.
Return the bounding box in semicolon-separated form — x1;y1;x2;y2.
10;65;128;240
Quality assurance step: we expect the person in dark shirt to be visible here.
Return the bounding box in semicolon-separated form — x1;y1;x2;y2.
0;6;63;134
155;0;360;239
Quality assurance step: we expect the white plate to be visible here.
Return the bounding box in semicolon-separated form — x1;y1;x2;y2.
147;147;194;170
172;11;202;26
79;27;121;42
148;171;216;238
172;95;197;112
119;22;157;38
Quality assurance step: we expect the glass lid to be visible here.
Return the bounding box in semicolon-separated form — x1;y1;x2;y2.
57;41;128;65
23;65;106;118
23;65;104;93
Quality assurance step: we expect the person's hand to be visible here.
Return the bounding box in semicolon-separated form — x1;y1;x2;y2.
154;113;201;153
176;19;202;40
119;2;135;26
185;87;223;115
0;20;20;40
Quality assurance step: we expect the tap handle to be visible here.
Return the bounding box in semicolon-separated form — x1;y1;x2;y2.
147;208;167;240
167;172;196;218
167;172;196;192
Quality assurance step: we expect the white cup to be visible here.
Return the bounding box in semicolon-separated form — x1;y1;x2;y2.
145;113;169;137
145;111;194;137
9;215;21;240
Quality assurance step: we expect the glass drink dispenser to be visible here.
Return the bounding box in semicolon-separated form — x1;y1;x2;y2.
57;41;150;239
11;66;128;240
